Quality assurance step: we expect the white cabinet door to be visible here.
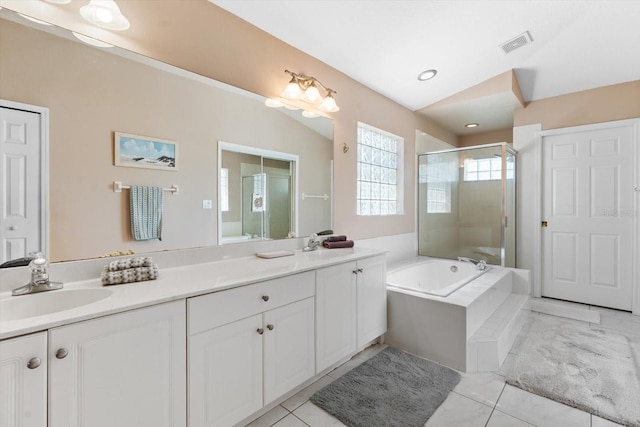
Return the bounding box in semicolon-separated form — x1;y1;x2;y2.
357;255;387;348
49;301;186;427
0;106;43;262
0;332;47;427
315;262;357;372
188;314;263;427
263;297;315;405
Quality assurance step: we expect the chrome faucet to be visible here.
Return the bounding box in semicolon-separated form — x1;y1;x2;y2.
11;253;63;296
303;233;322;252
457;256;488;271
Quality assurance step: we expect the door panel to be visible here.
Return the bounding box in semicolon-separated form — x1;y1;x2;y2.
542;123;635;310
0;107;41;262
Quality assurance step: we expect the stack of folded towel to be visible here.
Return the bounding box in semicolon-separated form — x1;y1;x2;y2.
322;235;355;249
101;256;159;286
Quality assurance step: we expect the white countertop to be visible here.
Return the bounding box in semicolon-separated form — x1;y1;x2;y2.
0;247;385;340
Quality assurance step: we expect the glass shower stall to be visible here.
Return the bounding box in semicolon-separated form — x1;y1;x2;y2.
418;142;516;267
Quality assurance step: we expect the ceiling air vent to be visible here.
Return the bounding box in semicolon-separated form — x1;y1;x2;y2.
499;31;533;54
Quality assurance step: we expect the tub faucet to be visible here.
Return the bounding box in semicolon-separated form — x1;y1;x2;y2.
457;256;487;271
11;253;63;296
303;233;321;252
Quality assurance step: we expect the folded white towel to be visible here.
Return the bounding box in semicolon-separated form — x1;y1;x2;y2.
130;186;163;240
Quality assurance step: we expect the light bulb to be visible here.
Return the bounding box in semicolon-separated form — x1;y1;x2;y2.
282;78;302;99
303;82;321;103
96;7;113;23
80;0;130;31
320;94;339;112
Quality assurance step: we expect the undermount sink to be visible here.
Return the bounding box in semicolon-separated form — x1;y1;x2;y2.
0;288;113;322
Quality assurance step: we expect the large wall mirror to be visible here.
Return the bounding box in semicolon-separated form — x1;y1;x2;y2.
0;9;333;264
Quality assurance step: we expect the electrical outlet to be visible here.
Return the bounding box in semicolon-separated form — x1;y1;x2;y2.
202;200;213;209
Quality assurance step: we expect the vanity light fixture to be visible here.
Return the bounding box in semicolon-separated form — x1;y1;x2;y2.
465;123;479;128
417;69;438;81
18;13;53;26
281;70;340;112
264;98;284;108
72;31;114;48
80;0;130;31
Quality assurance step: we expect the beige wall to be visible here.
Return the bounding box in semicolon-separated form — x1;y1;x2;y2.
0;20;333;261
514;80;640;130
1;0;457;251
458;128;513;147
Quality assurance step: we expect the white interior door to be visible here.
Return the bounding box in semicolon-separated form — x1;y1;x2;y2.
0;105;42;262
541;121;636;310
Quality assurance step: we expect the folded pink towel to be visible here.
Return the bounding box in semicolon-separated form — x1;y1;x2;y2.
323;240;354;249
325;235;347;242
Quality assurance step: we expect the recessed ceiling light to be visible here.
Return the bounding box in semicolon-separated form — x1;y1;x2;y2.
417;69;437;81
465;123;479;128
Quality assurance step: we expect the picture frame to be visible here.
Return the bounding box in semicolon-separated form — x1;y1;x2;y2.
114;132;178;171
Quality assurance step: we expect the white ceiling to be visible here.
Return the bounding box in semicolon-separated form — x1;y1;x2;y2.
211;0;640;134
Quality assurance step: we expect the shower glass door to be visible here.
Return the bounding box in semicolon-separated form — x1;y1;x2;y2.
418;143;516;267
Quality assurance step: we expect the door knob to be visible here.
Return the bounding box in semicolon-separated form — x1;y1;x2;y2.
27;357;41;369
55;348;69;359
267;324;274;331
261;295;269;302
257;328;264;335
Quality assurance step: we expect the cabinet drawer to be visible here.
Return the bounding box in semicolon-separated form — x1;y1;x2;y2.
188;271;314;335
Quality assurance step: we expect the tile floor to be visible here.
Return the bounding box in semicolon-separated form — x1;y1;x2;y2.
246;301;639;427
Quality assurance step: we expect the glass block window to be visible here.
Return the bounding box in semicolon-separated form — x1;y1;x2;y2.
463;157;514;182
220;168;229;212
357;122;403;216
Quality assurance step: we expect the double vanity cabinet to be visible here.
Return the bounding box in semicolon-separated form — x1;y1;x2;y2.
0;251;386;427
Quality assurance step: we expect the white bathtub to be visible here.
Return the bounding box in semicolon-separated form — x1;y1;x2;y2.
386;258;487;297
385;257;529;372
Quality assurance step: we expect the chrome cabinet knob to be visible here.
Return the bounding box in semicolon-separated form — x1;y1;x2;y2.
357;268;363;273
257;328;264;335
267;324;274;331
352;270;358;275
9;226;18;231
261;295;269;302
55;348;68;359
27;357;41;369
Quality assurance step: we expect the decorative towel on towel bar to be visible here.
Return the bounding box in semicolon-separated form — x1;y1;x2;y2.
130;186;163;240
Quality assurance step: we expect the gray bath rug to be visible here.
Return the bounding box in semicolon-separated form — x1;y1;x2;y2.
310;346;460;427
506;314;640;427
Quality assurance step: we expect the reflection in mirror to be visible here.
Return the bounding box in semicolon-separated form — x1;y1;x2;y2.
219;142;299;244
0;9;333;264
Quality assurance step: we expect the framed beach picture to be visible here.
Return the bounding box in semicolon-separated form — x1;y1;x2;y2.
114;132;178;171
